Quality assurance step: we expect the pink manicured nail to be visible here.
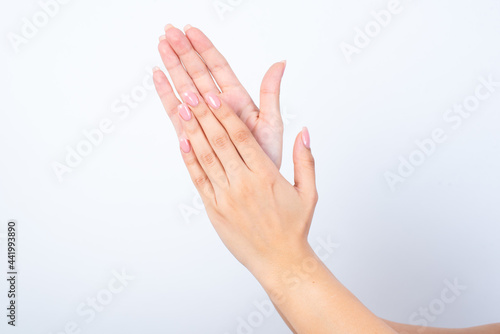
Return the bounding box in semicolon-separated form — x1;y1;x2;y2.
206;93;221;109
178;104;192;121
302;127;310;149
182;91;199;107
179;137;191;153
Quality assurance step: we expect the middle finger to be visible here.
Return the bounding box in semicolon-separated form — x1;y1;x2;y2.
160;25;220;99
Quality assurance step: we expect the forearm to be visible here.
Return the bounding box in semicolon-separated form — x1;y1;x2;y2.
272;301;298;333
252;243;397;334
383;320;500;334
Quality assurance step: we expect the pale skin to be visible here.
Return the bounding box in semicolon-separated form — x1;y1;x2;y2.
153;24;500;334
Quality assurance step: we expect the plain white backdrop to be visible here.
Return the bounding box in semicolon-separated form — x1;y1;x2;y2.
1;0;499;333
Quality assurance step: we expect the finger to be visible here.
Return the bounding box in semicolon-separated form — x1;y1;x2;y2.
184;25;259;121
184;26;247;94
178;102;228;189
259;61;286;129
182;91;246;178
293;127;318;204
204;92;274;172
178;137;215;202
164;25;220;98
152;66;183;136
158;33;199;100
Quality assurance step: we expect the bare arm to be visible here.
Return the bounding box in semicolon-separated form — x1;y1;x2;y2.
382;320;500;334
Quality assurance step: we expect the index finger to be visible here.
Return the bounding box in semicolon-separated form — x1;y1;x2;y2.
204;92;275;172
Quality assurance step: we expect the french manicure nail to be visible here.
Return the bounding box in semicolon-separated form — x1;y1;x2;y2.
206;93;221;109
179;137;191;153
152;66;161;72
178;104;192;121
165;24;174;31
182;91;199;107
184;24;193;32
302;127;310;149
159;35;166;41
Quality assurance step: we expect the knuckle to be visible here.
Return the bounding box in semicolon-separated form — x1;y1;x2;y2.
194;175;208;188
234;129;250;144
212;134;230;149
225;159;243;174
184;155;198;167
295;156;315;171
233;180;252;197
195;107;209;118
183;121;198;136
213;170;227;185
167;105;178;117
306;156;316;170
216;106;231;120
189;66;207;80
260;87;277;95
260;168;278;183
201;152;216;167
211;61;228;74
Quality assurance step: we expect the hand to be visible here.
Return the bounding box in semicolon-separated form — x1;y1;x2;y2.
154;24;286;168
158;86;318;274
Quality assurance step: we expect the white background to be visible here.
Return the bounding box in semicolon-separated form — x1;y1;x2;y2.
1;0;499;333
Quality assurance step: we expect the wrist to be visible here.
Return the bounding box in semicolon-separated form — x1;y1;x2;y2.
249;241;321;293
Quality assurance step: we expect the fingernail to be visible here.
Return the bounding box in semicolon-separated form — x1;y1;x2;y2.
164;24;174;31
184;24;193;32
178;104;192;121
280;60;287;74
206;93;221;109
182;91;199;107
152;66;161;72
302;127;310;149
159;35;166;41
179;137;191;153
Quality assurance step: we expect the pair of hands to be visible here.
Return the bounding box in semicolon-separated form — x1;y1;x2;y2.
152;24;318;275
152;25;500;334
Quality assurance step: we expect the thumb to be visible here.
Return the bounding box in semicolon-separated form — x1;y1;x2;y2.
259;61;286;126
293;127;318;203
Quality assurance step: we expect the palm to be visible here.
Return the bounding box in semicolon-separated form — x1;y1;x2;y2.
154;25;285;169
